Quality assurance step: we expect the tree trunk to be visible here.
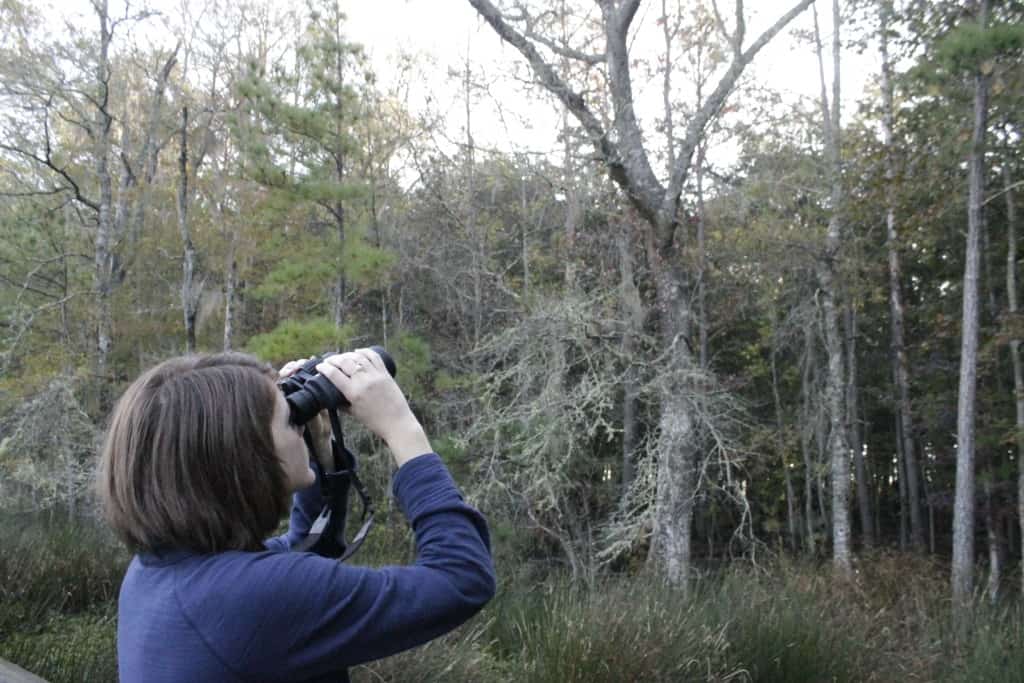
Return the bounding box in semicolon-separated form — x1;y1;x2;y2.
801;325;818;554
951;0;990;611
845;305;873;547
127;48;178;253
618;224;644;495
896;408;909;550
462;57;483;350
880;0;925;550
178;107;199;353
1003;159;1024;599
696;145;709;370
649;260;697;591
223;231;237;351
772;331;799;550
93;0;115;407
813;0;852;575
983;477;1000;604
815;392;832;542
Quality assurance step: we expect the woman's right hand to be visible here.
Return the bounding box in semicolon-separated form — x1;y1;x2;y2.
315;348;432;467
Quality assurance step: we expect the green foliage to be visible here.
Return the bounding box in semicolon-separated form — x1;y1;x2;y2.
342;231;395;288
389;331;432;403
250;237;336;301
482;569;880;682
245;318;355;364
0;378;98;510
353;618;505;682
934;21;1024;73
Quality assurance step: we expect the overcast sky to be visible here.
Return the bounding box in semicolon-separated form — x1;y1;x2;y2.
340;1;881;163
37;0;881;172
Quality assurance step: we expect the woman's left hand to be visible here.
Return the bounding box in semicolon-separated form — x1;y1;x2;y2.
278;358;333;471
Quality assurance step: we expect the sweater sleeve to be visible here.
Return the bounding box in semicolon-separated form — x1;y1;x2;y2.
263;463;325;552
193;454;495;682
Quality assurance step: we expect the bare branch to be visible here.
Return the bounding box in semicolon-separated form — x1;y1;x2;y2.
466;0;654;219
0;140;100;214
599;0;665;223
516;2;605;65
662;0;814;247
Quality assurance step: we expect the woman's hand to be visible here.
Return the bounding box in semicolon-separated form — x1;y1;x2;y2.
315;348;432;467
278;359;332;471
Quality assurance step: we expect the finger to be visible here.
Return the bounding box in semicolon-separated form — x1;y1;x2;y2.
355;348;387;374
316;361;354;394
322;352;364;377
278;359;307;378
323;352;363;369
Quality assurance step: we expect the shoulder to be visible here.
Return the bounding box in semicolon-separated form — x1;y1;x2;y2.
172;551;375;671
176;550;365;614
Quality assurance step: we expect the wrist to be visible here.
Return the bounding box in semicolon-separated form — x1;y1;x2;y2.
385;419;432;467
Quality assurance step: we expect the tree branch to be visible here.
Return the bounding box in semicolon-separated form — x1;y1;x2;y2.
467;0;654;220
516;3;605;65
662;0;813;247
0;132;100;215
599;0;665;223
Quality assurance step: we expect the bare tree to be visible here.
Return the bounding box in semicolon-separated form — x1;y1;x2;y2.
467;0;814;586
812;0;852;574
952;0;991;612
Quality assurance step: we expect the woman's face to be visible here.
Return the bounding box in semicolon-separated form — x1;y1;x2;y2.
271;390;316;493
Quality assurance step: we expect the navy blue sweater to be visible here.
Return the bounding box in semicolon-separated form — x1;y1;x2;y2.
116;454;495;683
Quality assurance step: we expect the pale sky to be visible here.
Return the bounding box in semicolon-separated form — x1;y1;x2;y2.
342;0;880;166
38;0;881;175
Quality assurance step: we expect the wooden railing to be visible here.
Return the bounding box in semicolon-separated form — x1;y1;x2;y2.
0;658;49;683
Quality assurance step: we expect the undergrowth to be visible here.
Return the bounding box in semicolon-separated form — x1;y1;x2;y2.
2;511;1022;682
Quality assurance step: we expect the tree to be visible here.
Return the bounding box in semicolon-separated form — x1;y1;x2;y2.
812;0;853;573
235;0;386;334
949;0;990;612
467;0;815;587
879;0;925;551
0;0;176;407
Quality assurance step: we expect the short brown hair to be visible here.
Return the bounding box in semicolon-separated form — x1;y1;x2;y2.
97;353;289;554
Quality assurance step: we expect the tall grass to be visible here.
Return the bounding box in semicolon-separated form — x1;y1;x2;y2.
3;512;1024;683
0;510;125;683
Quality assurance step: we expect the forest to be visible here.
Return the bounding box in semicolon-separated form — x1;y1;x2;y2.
1;0;1023;680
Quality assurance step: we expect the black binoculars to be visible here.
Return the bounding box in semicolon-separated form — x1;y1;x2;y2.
277;346;397;426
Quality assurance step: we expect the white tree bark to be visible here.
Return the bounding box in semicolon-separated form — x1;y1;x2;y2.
813;0;851;574
952;0;990;611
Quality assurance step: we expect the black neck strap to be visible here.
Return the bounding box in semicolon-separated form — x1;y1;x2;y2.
292;409;374;561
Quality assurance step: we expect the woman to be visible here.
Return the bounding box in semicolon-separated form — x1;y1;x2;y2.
98;348;495;683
